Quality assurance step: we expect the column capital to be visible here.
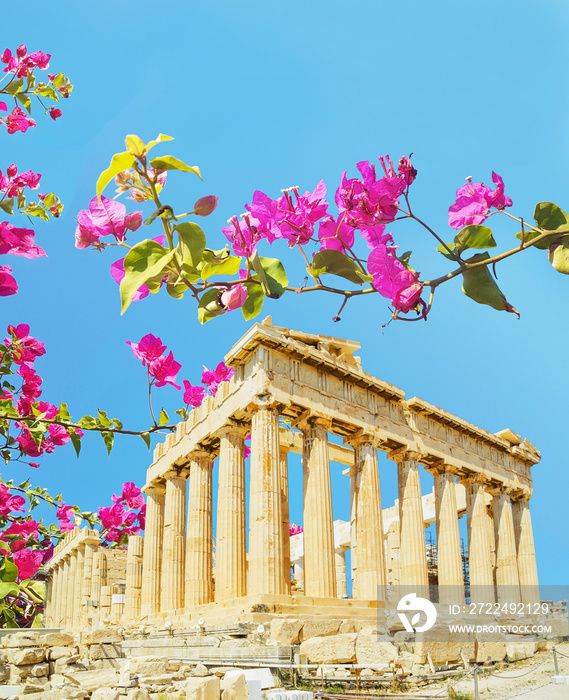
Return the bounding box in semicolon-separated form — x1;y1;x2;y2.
164;465;190;480
189;446;216;463
247;393;281;413
423;460;459;476
343;429;382;449
387;446;423;463
458;471;490;487
293;409;332;432
511;491;532;503
216;420;249;439
142;481;166;496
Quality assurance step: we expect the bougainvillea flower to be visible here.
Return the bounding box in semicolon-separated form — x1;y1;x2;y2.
112;482;145;510
3;107;36;134
99;503;127;530
222;214;265;258
201;362;234;396
12;548;43;581
448;172;512;230
398;155;417;185
220;283;247;311
368;243;425;315
183;381;206;408
126;333;167;367
4;324;45;365
0;484;25;516
137;504;146;530
149;351;182;389
0;102;6;112
318;217;355;252
289;523;304;535
194;195;218;216
75;196;142;248
49;107;62;121
0;221;46;258
4;519;39;540
0;166;42;198
0;265;18;295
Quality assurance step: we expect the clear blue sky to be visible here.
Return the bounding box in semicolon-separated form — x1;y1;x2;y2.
1;0;567;586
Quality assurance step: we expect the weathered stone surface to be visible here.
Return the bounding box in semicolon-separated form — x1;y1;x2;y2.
65;669;119;692
85;629;122;645
506;640;536;661
91;688;119;700
221;672;248;700
219;639;250;648
90;658;121;670
186;676;220;700
89;644;122;660
339;621;360;634
8;647;45;665
15;691;75;700
129;656;169;676
3;634;41;648
269;619;303;645
48;646;79;661
300;620;341;641
193;663;211;677
29;663;50;678
355;635;398;666
475;639;507;664
42;634;74;647
126;690;151;700
0;662;8;682
299;633;357;663
52;654;80;673
20;678;50;694
414;628;476;665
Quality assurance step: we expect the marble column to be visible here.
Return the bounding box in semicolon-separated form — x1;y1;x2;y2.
280;445;291;595
161;469;187;612
388;449;429;598
347;435;386;600
125;535;144;619
335;545;349;598
50;565;60;627
215;426;247;601
303;417;336;599
140;483;165;616
430;463;464;604
492;488;521;604
512;496;540;605
91;549;107;609
100;585;112;621
72;545;85;630
464;475;495;604
249;401;287;595
65;553;76;630
294;559;305;591
81;544;96;625
185;450;213;606
348;466;358;599
386;520;401;600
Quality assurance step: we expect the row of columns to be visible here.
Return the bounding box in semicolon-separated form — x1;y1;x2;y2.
141;403;539;615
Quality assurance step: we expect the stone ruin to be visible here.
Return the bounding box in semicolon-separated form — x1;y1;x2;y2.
14;319;557;697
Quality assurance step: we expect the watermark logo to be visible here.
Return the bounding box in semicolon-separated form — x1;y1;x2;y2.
397;592;437;633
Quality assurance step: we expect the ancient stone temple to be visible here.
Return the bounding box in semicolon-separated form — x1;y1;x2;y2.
45;319;541;630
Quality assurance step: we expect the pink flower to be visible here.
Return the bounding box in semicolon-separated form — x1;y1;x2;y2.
4;324;46;366
75;196;142;249
318;217;355;252
0;484;25;516
112;482;145;510
137;504;146;530
220;284;247;311
183;381;206;408
0;221;46;258
49;108;62;121
448;172;513;230
56;502;76;532
0;102;6;112
0;166;42;198
149;352;181;389
12;548;43;581
222;214;266;258
99;503;127;530
289;523;303;536
3;107;36;134
368;243;425;316
126;333;167;366
0;265;18;295
201;362;234;396
5;519;39;540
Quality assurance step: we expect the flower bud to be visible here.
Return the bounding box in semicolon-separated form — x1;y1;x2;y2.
130;188;149;203
7;164;17;178
220;283;248;311
194;195;218;217
49;108;62;121
115;170;132;186
16;45;27;59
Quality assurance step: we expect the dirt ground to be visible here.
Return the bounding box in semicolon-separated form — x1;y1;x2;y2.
421;641;569;700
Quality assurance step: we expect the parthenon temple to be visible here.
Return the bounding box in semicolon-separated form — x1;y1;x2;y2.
45;320;541;630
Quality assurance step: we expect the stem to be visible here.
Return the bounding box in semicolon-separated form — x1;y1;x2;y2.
332;295;349;322
0;414;177;436
148;374;157;427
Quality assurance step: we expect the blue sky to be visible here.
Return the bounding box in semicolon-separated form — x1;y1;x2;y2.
1;0;567;586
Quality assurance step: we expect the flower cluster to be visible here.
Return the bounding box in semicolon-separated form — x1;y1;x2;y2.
0;104;35;135
182;361;234;408
1;46;50;77
0;164;41;198
75;195;142;250
448;172;513;230
289;523;303;536
99;482;146;545
127;333;182;389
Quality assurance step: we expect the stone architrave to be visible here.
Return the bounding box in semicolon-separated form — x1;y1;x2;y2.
429;462;464;604
463;475;495;604
125;535;144;619
491;488;521;604
388;449;429;598
161;469;187;612
347;433;386;601
248;400;287;595
140;483;165;616
185;450;214;606
302;416;337;599
512;496;540;605
215;425;247;601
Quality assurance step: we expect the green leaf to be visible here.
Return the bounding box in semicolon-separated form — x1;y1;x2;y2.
58;402;71;421
250;255;288;298
101;431;114;456
51;73;65;88
0;558;18;583
515;229;557;250
96;151;136;200
120;239;175;314
97;410;112;428
36;85;58;101
311;249;365;285
149;156;202;180
0;198;14;216
125;134;147;157
199;251;241;281
159;409;169;425
175;408;188;420
24;203;49;221
4;78;23;95
533;201;569;233
198;288;225;324
242;283;265;321
175;222;206;272
16;93;32;114
454;225;496;252
461;252;519;316
548;236;569;274
0;582;18;600
140;432;151;449
146;133;174;151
